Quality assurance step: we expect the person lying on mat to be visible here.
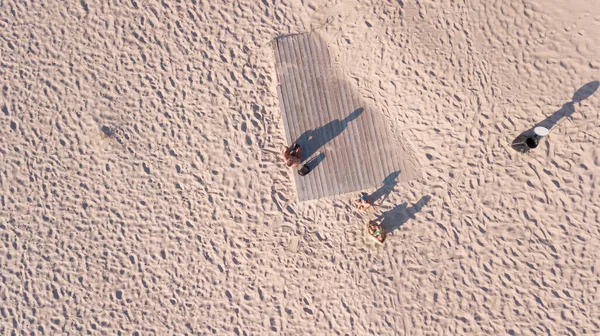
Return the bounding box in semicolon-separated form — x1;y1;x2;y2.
281;142;302;167
355;195;374;211
367;221;387;244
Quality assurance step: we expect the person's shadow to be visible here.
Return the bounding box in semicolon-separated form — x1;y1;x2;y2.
296;107;364;160
364;171;401;205
511;81;599;152
378;195;431;233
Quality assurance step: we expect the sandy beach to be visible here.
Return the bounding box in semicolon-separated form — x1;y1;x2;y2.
1;0;600;334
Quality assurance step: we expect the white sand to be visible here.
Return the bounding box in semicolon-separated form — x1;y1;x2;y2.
1;0;600;334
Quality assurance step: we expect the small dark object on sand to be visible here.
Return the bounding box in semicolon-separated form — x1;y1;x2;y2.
101;125;113;137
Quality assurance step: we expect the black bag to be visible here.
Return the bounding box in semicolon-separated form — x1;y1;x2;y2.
298;164;310;176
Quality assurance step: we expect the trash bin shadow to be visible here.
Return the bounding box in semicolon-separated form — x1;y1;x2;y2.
511;81;599;153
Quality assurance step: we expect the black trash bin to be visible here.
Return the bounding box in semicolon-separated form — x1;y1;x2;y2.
525;136;539;149
298;164;310;176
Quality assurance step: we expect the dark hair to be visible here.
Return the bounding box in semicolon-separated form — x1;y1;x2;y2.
298;164;310;176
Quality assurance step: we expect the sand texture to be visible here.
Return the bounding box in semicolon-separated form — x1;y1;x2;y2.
1;0;600;334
